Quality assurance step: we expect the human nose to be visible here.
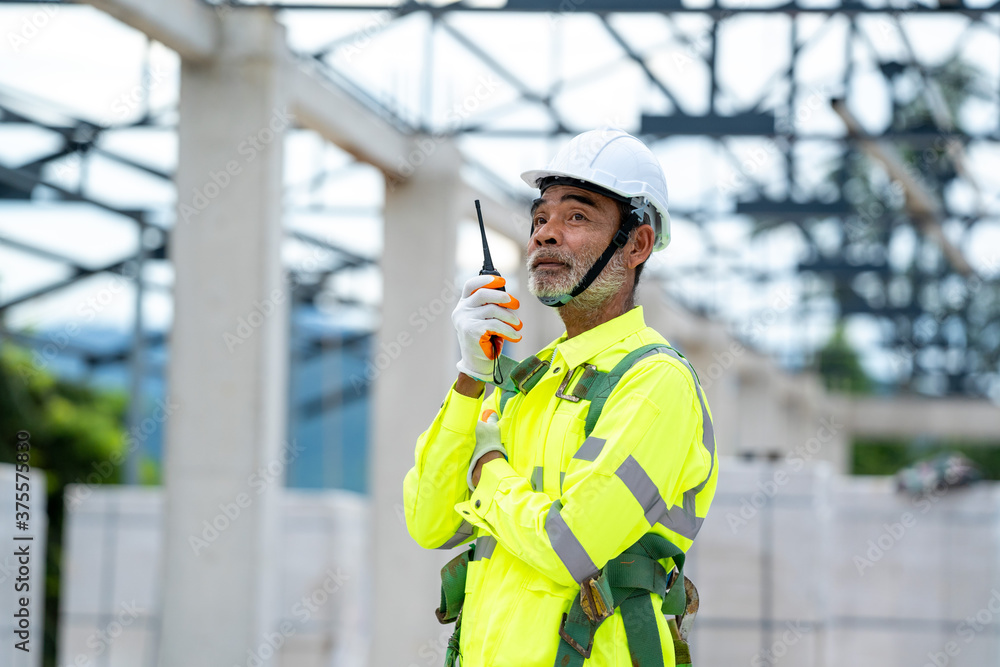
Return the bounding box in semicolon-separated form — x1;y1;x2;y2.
530;216;562;246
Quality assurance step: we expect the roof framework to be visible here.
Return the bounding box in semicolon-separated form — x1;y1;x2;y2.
1;0;998;399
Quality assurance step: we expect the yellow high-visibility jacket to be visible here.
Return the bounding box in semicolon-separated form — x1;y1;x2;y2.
404;306;718;666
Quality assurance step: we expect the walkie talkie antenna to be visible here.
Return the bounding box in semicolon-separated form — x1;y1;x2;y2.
475;200;498;275
473;199;507;385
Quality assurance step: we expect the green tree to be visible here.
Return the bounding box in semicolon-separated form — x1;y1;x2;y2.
816;323;872;395
853;438;1000;480
0;342;128;667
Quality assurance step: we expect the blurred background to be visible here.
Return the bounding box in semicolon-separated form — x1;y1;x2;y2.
0;0;999;665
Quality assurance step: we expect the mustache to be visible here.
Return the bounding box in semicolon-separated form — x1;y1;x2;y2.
528;250;574;269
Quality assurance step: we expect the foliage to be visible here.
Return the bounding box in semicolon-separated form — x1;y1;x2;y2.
852;438;1000;480
0;342;128;667
816;323;872;394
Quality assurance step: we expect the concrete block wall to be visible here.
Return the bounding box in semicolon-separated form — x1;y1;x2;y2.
689;459;1000;667
57;461;1000;667
58;486;368;667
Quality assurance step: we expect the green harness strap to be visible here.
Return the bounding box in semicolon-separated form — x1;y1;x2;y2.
436;545;474;667
582;343;685;438
554;533;688;667
493;344;689;437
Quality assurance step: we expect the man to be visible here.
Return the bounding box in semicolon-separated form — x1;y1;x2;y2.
403;128;718;667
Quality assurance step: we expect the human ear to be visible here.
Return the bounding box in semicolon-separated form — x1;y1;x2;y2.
628;224;655;269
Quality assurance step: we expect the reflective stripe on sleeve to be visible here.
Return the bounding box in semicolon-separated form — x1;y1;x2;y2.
627;346;716;539
614;455;668;527
572;436;607;462
472;534;497;561
545;499;599;583
658;489;704;540
531;466;544;492
435;519;474;550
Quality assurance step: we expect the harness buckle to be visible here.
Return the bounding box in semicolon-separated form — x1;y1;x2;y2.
558;613;595;658
512;358;548;394
555;364;597;403
579;572;614;624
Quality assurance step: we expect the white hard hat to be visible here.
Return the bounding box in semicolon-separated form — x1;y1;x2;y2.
521;128;671;251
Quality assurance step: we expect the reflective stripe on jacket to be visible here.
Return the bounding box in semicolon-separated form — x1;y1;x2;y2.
404;306;718;666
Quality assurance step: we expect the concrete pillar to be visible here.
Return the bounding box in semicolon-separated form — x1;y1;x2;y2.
160;10;289;667
371;143;465;667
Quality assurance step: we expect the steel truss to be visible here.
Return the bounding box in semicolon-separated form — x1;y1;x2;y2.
1;0;998;404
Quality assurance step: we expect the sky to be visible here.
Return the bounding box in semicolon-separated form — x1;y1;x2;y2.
0;1;998;393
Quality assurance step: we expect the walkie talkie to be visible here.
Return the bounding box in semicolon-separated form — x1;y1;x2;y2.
475;200;508;384
476;199;504;361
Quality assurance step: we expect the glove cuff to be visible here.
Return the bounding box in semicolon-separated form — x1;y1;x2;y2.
456;358;493;384
467;445;508;492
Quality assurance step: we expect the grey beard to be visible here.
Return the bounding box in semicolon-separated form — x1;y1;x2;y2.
526;248;629;310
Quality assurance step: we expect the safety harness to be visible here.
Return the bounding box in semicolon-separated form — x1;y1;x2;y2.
437;343;704;667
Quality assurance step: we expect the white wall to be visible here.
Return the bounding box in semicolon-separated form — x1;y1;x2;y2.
689;459;1000;667
59;462;1000;667
58;486;368;667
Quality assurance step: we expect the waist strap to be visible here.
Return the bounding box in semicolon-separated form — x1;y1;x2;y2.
555;532;691;667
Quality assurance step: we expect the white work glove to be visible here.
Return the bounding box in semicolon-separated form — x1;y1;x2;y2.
468;412;507;491
452;274;522;383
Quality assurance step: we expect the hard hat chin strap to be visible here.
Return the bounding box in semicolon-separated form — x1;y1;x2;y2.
537;204;646;308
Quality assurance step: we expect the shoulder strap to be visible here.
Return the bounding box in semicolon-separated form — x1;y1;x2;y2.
583;343;678;437
496;343;696;435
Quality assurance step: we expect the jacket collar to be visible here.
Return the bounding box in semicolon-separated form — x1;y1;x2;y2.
544;306;647;370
